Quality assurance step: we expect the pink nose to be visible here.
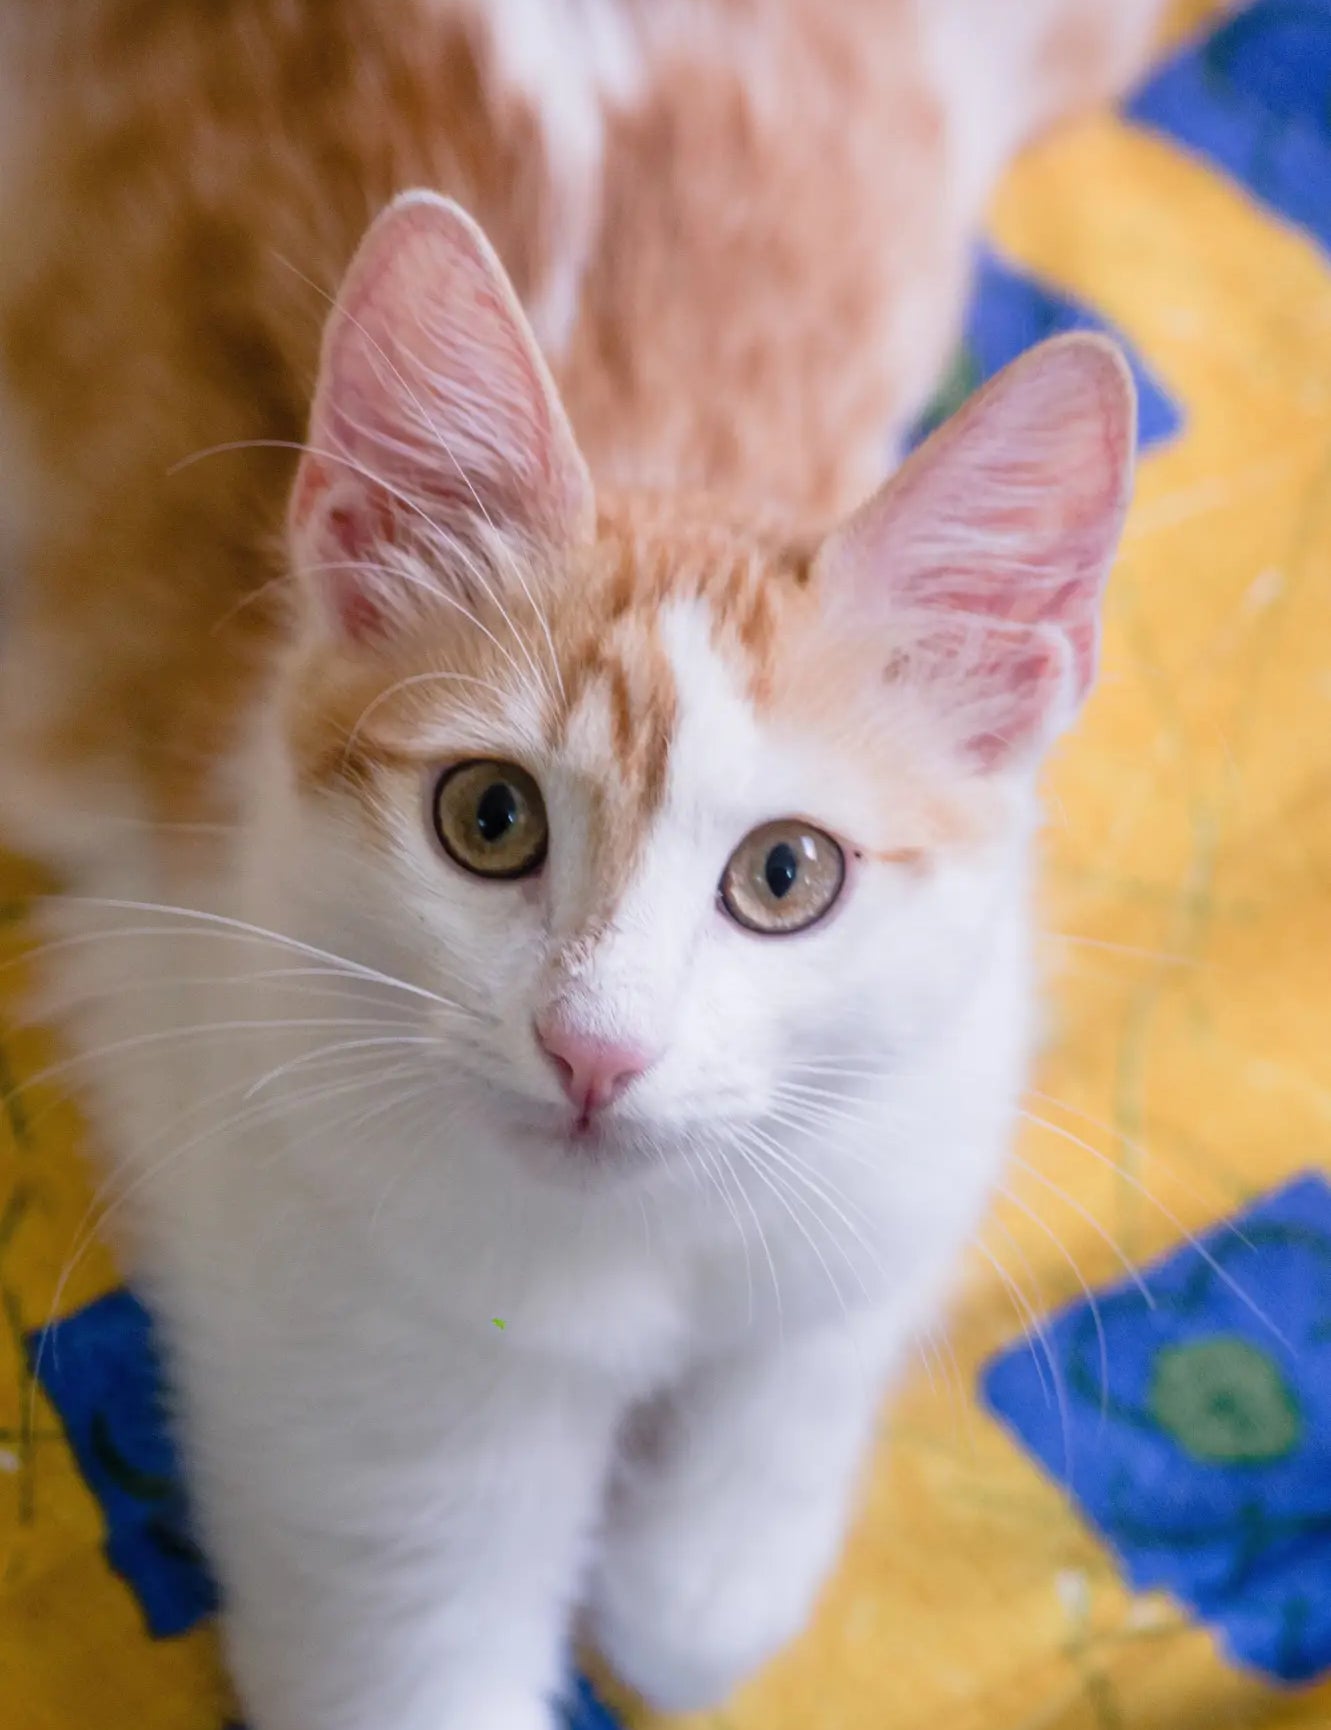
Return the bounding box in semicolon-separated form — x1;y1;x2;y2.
535;1020;656;1116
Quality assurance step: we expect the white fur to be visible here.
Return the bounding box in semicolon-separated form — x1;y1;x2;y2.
26;580;1039;1728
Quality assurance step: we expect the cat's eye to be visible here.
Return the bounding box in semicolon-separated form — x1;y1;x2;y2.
720;820;845;935
432;760;548;879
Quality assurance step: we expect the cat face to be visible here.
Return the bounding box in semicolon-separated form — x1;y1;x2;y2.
271;192;1134;1184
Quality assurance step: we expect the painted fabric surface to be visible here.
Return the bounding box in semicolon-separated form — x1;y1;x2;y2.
983;1172;1331;1686
4;3;1331;1727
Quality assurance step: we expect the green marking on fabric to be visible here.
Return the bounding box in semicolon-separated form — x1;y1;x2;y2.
1149;1335;1301;1466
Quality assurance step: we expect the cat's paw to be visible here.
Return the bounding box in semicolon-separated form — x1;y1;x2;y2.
440;1697;556;1730
241;1693;554;1730
454;1701;556;1730
588;1514;817;1713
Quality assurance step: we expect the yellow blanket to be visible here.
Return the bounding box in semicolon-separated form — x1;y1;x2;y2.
4;3;1330;1725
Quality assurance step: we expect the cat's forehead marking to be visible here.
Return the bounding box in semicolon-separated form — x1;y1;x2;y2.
556;617;675;815
574;500;813;711
540;509;802;930
549;584;678;924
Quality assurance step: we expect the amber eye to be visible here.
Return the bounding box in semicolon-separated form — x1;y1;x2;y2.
432;760;548;879
720;820;846;935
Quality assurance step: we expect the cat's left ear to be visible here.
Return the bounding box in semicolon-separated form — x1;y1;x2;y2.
815;334;1135;769
288;191;594;643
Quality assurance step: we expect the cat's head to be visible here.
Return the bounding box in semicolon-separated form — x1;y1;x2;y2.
269;191;1134;1186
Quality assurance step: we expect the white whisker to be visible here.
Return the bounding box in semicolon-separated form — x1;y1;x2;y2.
1018;1109;1287;1347
7;1017;435;1110
342;669;517;755
1024;1088;1255;1251
690;1135;756;1329
973;1237;1073;1463
726;1125;856;1325
1008;1151;1154;1306
1043;931;1196;965
997;1184;1111;1413
22;895;474;1012
242;1034;440;1100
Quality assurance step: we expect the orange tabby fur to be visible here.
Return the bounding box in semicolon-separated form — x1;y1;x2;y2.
0;0;1167;858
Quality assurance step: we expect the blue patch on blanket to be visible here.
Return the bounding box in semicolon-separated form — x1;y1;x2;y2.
28;1288;217;1639
906;246;1183;453
28;1289;622;1730
1128;0;1331;256
982;1172;1331;1683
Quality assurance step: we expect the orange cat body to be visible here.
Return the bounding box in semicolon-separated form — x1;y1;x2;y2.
0;0;1163;856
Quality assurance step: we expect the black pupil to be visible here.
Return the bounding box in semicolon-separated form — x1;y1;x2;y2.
764;842;800;900
475;781;519;844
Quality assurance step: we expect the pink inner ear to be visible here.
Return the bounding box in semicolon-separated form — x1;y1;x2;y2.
954;623;1070;769
288;192;592;643
820;335;1136;765
289;469;402;641
326;569;387;643
326;499;395;562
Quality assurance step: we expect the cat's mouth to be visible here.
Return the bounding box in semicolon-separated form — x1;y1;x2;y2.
527;1101;634;1153
453;1062;743;1185
496;1091;663;1182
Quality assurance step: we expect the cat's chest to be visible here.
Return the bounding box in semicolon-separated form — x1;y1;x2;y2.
473;1191;846;1382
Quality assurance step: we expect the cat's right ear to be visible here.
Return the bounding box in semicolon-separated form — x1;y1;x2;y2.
287;192;594;644
814;333;1135;771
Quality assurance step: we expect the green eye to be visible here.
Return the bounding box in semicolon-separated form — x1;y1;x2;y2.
720;820;845;935
432;760;548;879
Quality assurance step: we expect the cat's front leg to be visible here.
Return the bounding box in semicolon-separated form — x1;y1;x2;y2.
188;1356;620;1730
588;1318;894;1713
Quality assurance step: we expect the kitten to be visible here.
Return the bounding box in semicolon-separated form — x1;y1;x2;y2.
0;6;1146;1728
